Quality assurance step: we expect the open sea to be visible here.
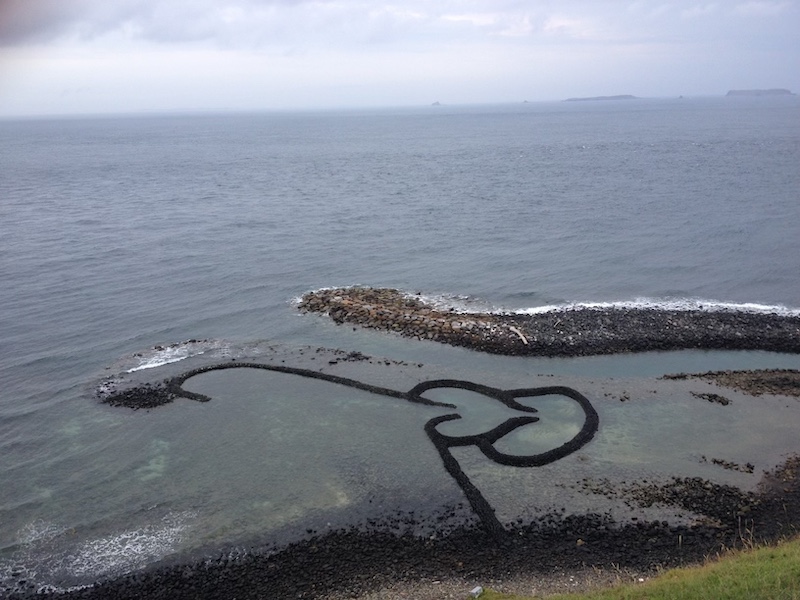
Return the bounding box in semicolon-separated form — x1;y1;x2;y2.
1;96;800;593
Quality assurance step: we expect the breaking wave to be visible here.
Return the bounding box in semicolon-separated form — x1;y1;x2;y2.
123;339;228;373
301;287;800;318
0;512;195;595
514;297;800;317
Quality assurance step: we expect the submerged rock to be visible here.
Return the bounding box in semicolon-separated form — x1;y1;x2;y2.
664;369;800;397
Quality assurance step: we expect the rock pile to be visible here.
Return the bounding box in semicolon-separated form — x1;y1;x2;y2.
298;287;526;353
298;287;800;357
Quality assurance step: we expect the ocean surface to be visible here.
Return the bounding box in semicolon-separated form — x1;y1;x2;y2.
1;97;799;593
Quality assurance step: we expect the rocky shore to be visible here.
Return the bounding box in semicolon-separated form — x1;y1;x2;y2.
663;369;800;397
298;288;800;356
15;300;798;600
43;360;798;600
16;454;800;600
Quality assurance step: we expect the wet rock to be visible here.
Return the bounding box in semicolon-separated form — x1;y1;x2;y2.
100;382;174;409
298;288;800;357
25;454;800;600
665;369;800;398
690;392;731;405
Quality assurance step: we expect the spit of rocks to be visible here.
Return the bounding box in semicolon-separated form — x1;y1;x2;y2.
298;288;800;356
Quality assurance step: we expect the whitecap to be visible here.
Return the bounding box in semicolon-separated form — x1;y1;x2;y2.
400;291;503;314
0;512;196;594
124;339;226;373
297;287;800;318
66;513;192;578
514;297;800;316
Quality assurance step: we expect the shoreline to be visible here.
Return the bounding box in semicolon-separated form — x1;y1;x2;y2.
14;314;800;599
18;452;800;599
298;288;800;356
24;363;799;600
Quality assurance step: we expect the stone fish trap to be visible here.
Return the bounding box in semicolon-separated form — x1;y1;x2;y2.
106;362;599;540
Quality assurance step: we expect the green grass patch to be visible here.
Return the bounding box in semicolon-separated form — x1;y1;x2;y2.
483;535;800;600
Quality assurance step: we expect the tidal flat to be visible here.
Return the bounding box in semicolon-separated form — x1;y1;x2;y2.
17;341;798;600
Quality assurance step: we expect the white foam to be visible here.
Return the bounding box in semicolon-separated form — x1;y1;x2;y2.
125;340;224;373
67;514;191;577
293;285;373;308
17;520;67;545
401;291;504;314
127;354;193;372
1;512;196;594
405;291;800;317
299;287;800;318
514;297;800;316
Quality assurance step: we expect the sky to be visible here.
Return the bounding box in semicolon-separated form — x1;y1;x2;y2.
0;0;798;116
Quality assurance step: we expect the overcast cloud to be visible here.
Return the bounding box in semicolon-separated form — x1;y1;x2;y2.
0;0;797;115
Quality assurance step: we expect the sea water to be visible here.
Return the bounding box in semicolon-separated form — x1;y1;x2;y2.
1;97;799;591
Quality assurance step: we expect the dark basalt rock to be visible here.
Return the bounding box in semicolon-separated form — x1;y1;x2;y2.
99;382;175;409
664;369;800;398
298;287;800;357
16;455;800;600
690;391;731;405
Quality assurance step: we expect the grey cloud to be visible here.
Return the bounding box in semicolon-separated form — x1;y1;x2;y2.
0;1;616;48
0;0;93;44
1;0;798;51
0;0;306;46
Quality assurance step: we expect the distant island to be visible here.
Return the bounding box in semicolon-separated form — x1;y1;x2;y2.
565;95;638;102
726;89;794;97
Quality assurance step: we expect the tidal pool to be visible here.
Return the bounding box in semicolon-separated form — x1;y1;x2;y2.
2;343;799;594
